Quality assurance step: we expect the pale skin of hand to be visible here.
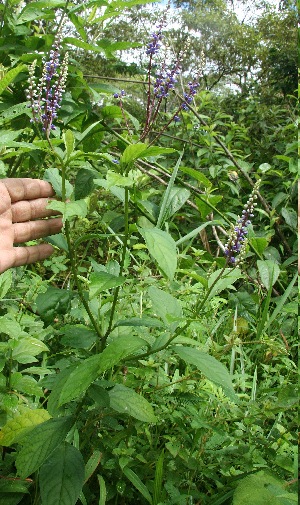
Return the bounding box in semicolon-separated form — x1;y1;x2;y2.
0;178;63;274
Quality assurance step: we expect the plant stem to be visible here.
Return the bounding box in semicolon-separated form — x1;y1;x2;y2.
60;163;102;341
102;187;130;350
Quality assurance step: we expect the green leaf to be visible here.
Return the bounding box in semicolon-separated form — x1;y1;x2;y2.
153;450;164;505
175;347;238;402
0;65;26;95
120;143;175;165
63;129;75;159
0;409;51;446
176;221;218;246
148;286;182;330
156;151;184;229
58;335;146;406
47;200;88;222
207;268;244;300
12;337;49;364
180;166;212;188
36;287;72;325
196;194;223;218
106;170;134;188
160;187;190;222
89;272;126;299
140;227;177;280
10;374;43;396
39;443;85;505
109;384;157;423
74;168;96;200
0;270;12;300
122;467;152;504
232;470;295;505
84;450;102;483
257;260;280;290
98;475;107;505
281;207;297;229
60;325;97;349
45;233;69;252
120;143;148;165
0;317;22;337
0;102;30;125
44;167;73;199
101;105;123;119
249;237;268;256
138;146;175;159
16;417;74;478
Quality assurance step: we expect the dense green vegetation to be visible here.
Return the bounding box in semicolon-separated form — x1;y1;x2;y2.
0;0;297;504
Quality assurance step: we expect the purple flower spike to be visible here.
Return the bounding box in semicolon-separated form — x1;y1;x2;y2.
224;180;261;265
27;32;68;136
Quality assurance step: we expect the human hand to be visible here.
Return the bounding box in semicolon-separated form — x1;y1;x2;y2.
0;178;63;274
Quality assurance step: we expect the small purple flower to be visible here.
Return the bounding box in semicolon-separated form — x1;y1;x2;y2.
113;90;126;99
224;180;261;265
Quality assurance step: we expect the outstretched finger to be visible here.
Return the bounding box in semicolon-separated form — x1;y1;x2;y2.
0;243;55;273
11;198;61;223
2;178;55;203
13;217;63;244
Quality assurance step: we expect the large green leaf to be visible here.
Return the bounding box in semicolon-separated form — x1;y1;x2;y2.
39;443;85;505
175;347;238;402
120;143;148;164
122;467;152;504
233;470;297;505
0;102;30;125
180;166;212;188
109;384;157;423
120;143;175;165
159;187;190;223
36;287;72;325
0;409;51;447
140;227;177;280
89;272;126;298
12;337;49;364
257;259;280;290
16;417;74;478
58;335;146;406
148;286;182;331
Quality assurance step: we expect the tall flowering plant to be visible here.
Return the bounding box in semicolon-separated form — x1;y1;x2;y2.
113;3;200;142
27;33;68;138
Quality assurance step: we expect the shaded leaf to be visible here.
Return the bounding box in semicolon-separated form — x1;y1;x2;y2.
109;384;157;422
39;443;85;505
175;346;238;402
16;417;74;478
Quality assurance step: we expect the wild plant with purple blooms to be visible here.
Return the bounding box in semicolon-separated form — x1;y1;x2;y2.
111;1;201;141
27;33;68;138
224;179;261;265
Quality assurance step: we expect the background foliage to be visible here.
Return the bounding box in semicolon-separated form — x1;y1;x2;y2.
0;0;297;504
